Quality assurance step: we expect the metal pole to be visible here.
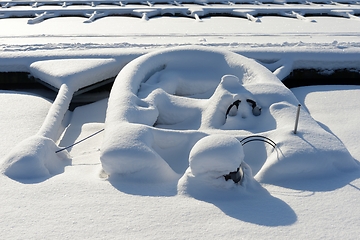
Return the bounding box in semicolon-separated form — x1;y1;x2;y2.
293;104;301;134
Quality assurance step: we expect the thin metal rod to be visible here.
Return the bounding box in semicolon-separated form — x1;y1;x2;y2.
55;128;104;153
293;104;301;134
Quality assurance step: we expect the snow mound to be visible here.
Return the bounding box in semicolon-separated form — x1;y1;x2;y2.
29;58;121;91
1;135;71;182
257;102;359;184
189;135;244;176
177;161;266;201
101;46;359;191
101;123;181;182
177;135;267;200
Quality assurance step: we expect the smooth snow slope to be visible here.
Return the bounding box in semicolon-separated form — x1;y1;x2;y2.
1;85;360;239
0;91;52;158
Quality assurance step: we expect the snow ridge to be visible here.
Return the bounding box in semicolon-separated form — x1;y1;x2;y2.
1;0;360;23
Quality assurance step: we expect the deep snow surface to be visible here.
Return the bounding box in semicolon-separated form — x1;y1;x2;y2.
0;47;360;239
1;85;360;239
1;10;360;237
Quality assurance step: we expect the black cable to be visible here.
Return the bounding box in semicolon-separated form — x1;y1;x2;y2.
55;129;276;155
241;138;276;149
55;128;105;153
226;100;241;116
240;135;276;147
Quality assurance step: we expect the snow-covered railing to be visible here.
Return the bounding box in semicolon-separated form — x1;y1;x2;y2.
1;0;360;23
1;0;360;6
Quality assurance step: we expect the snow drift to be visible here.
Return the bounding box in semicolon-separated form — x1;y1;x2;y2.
101;46;359;195
0;58;119;181
1;45;358;192
1;135;70;182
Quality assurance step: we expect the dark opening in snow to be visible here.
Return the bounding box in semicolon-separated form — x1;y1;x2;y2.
1;69;360;110
282;69;360;89
0;72;114;111
0;72;45;90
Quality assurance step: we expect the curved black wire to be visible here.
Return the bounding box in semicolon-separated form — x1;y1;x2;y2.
240;135;276;146
241;139;276;149
226;100;241;116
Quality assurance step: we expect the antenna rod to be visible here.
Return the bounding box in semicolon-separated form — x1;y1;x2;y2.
293;104;301;134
